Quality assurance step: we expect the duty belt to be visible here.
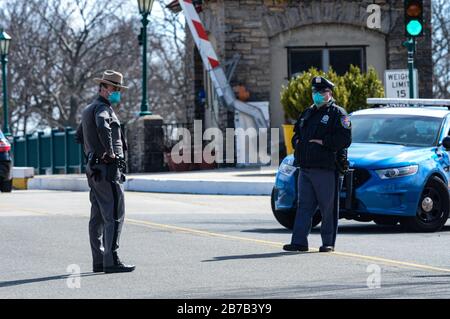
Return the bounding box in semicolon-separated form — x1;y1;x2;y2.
90;155;110;165
88;153;127;170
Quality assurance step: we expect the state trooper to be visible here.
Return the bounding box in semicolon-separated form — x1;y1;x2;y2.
283;76;352;253
75;70;135;273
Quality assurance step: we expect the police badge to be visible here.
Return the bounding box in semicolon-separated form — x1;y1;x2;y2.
321;115;329;124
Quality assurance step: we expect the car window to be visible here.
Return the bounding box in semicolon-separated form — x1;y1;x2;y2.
351;114;443;147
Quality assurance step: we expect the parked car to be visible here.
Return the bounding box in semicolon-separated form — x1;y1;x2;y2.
272;98;450;232
0;129;12;192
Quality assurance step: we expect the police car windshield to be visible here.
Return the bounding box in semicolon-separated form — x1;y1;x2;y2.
351;114;443;147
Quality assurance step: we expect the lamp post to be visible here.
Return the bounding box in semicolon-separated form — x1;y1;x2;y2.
0;29;11;136
137;0;155;116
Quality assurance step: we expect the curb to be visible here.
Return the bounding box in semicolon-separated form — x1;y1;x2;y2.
28;176;90;192
27;175;273;195
12;167;35;190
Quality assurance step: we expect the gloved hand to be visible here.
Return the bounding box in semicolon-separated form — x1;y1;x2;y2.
336;149;349;175
115;156;127;171
101;152;116;164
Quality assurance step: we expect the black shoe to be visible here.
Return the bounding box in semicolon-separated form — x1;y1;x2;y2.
93;264;104;273
283;244;309;252
104;262;136;273
319;246;335;252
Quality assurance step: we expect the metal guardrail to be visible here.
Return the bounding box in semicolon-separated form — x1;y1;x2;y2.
12;122;193;175
12;127;85;175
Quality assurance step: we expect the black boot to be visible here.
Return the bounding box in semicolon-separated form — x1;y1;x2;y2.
319;246;335;252
283;244;309;252
93;263;104;273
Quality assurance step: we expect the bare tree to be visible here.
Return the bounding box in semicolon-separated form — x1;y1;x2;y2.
147;2;189;123
2;0;135;132
0;0;188;135
433;0;450;99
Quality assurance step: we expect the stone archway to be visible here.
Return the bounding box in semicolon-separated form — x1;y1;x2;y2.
262;1;399;38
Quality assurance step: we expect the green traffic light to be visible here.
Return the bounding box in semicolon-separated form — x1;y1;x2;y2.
406;20;423;36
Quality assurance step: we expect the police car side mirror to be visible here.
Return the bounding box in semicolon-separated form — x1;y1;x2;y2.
442;136;450;151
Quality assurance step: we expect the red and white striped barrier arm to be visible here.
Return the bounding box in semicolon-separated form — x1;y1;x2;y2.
179;0;220;72
178;0;269;129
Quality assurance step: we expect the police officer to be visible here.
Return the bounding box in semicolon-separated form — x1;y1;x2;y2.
75;70;135;273
283;76;352;253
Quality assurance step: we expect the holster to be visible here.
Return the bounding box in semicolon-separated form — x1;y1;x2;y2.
105;162;121;182
86;153;126;183
86;153;102;182
336;149;349;176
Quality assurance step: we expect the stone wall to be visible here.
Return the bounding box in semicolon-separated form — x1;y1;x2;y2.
185;29;197;128
184;0;433;131
127;115;165;173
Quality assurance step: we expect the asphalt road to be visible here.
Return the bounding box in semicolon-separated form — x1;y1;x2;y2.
1;190;450;299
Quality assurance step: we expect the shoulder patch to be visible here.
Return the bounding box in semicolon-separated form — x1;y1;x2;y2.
340;115;351;129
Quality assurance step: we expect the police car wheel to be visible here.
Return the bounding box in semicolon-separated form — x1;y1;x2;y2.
271;187;321;230
271;188;296;229
400;176;449;232
0;179;12;193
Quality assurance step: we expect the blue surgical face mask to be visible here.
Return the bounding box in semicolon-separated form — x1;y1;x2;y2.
312;92;326;107
108;91;121;105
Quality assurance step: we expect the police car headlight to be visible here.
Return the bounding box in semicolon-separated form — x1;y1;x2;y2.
279;163;297;176
376;165;418;179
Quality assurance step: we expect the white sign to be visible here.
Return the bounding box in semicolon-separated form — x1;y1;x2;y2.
384;69;419;99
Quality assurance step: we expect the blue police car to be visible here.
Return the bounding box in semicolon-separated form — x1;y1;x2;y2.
272;98;450;232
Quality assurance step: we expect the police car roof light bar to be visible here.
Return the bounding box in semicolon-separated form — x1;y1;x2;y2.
367;98;450;110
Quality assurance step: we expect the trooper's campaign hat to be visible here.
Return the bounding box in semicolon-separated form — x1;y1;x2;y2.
94;70;128;89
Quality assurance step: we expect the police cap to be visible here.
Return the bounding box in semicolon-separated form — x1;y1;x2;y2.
312;76;335;91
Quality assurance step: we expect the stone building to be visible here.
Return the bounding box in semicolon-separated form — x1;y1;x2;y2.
184;0;432;137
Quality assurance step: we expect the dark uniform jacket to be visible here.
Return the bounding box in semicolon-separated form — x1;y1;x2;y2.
292;100;352;171
75;96;127;158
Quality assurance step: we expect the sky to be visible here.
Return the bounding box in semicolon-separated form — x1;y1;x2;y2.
0;0;175;28
0;0;185;134
66;0;174;30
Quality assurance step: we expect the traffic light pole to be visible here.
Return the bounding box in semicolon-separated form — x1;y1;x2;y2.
403;0;423;98
404;38;416;99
